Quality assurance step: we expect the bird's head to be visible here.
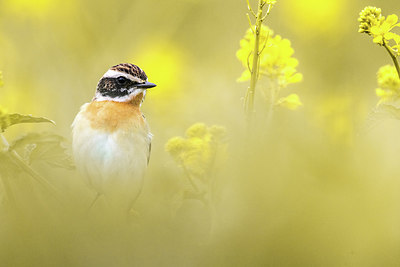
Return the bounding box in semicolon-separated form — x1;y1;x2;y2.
94;63;156;105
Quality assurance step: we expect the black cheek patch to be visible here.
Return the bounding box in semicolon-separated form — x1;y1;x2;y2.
97;78;137;98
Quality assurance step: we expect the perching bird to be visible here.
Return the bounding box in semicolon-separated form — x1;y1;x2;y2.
72;63;156;215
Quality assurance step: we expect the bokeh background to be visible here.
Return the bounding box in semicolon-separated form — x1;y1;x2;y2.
1;0;400;266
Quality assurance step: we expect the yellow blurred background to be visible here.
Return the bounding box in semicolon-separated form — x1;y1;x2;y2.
1;0;400;266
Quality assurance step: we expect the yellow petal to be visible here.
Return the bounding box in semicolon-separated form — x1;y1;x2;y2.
186;123;208;139
384;32;395;40
289;73;303;84
237;70;251;82
370;26;380;35
386;14;398;25
277;94;303;110
375;88;387;97
373;35;383;44
393;33;400;43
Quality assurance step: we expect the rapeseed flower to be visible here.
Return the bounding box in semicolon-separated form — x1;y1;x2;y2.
358;6;384;35
358;6;400;52
375;65;400;105
237;25;302;88
277;94;303;110
371;15;400;45
165;123;226;179
237;25;302;112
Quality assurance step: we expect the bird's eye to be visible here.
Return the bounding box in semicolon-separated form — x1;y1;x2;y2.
117;76;127;85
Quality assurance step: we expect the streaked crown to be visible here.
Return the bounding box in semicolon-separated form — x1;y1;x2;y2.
109;63;148;81
95;63;156;102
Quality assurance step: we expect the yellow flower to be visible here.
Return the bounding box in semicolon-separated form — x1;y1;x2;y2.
236;25;302;88
358;6;400;46
236;26;272;82
375;65;400;105
0;71;3;87
165;123;227;178
185;123;208;139
371;14;400;45
165;137;187;163
358;6;384;35
277;94;303;110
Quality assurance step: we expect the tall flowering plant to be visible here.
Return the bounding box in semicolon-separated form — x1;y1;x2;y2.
237;0;302;122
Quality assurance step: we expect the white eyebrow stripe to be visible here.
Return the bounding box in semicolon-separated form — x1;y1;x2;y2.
102;69;143;83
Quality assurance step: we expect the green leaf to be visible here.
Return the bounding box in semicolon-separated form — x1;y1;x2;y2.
0;113;55;132
386;14;398;25
10;132;75;170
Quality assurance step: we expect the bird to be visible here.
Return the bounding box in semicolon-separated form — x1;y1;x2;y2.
72;63;156;216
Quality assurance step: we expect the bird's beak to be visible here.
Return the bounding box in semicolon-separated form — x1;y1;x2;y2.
136;81;157;89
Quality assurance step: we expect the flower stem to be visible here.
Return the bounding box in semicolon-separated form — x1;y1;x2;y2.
383;42;400;79
246;2;262;116
182;165;200;193
245;1;271;121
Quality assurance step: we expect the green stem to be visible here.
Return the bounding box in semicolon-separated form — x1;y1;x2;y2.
245;0;264;119
244;1;273;123
383;42;400;80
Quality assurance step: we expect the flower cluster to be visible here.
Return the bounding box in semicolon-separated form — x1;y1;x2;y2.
237;25;302;87
358;6;400;51
165;123;226;179
358;6;384;35
375;65;400;105
236;25;302;110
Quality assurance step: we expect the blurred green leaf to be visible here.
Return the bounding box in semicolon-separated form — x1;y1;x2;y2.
0;113;55;132
10;132;74;170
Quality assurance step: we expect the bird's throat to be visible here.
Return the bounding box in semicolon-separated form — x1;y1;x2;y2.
86;100;146;133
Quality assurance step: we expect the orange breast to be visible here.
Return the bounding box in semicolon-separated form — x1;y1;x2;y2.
85;100;146;133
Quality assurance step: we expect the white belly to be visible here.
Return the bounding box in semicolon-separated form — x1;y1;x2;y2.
72;104;151;209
